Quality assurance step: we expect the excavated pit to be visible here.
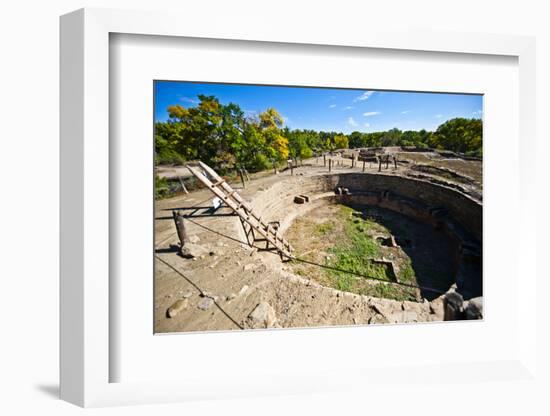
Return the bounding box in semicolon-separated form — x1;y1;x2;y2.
251;173;482;302
154;167;483;333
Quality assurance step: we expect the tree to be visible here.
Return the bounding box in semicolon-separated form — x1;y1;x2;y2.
333;134;349;149
381;128;402;146
348;131;364;148
431;118;482;154
154;95;483;181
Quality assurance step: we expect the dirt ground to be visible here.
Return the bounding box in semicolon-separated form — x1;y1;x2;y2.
154;153;481;333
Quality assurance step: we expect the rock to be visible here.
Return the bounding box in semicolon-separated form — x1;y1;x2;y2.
387;311;418;323
197;297;214;311
464;297;483;319
247;302;278;328
239;285;249;295
368;314;389;324
180;291;193;299
243;263;256;271
293;196;307;204
226;293;237;301
180;242;209;259
166;298;188;318
188;235;200;244
443;291;464;321
403;311;418;322
429;297;445;318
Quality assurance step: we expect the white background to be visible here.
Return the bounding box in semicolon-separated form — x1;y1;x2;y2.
112;34;519;384
1;0;549;415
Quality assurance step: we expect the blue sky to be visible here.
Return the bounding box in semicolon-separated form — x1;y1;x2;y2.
154;81;483;134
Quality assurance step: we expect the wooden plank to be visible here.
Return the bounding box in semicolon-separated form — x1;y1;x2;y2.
188;162;294;258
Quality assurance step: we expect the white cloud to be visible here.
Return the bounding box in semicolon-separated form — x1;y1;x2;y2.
179;96;199;104
329;104;337;108
343;106;354;110
364;122;370;127
347;117;358;127
401;110;411;114
363;111;381;117
354;91;375;102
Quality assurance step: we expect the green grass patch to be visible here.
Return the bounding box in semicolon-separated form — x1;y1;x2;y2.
324;205;418;302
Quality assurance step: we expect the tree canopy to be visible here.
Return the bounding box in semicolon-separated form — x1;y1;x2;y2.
155;96;483;173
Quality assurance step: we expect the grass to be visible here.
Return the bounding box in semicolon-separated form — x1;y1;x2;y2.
315;221;335;235
324;206;418;301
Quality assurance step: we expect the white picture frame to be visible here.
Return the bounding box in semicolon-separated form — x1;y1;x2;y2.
60;7;537;407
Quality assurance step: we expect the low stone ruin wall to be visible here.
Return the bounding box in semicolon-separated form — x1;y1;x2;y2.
325;173;482;242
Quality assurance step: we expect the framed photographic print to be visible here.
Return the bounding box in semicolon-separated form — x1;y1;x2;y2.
152;80;483;335
60;7;537;407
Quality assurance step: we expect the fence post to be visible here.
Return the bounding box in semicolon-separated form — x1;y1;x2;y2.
362;160;366;172
239;168;246;188
173;210;188;251
329;158;332;173
323;154;326;167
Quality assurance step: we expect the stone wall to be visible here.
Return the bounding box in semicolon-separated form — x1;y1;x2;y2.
326;173;482;242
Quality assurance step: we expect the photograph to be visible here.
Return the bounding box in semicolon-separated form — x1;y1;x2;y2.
153;81;483;333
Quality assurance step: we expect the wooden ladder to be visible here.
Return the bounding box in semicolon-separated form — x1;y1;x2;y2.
186;161;294;260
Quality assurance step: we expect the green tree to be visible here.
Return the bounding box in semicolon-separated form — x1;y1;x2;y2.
333;134;349;149
431;118;482;155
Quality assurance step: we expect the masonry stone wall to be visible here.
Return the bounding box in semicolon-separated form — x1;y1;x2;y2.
325;173;482;242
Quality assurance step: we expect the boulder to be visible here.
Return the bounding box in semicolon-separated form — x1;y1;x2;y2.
197;297;214;311
464;297;483;319
166;298;189;318
443;291;464;321
247;302;278;328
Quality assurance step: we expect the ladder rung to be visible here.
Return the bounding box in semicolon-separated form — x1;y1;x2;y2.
211;179;225;187
186;162;294;258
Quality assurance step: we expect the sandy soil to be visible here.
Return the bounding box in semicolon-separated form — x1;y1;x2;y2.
154;154;481;333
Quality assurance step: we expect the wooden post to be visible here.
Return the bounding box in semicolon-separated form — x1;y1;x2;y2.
362;160;366;172
178;176;189;194
272;160;277;174
393;155;398;170
244;168;250;181
173;210;188;250
329;158;332;172
378;156;382;172
323;154;326;167
352;154;355;168
239;169;246;188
